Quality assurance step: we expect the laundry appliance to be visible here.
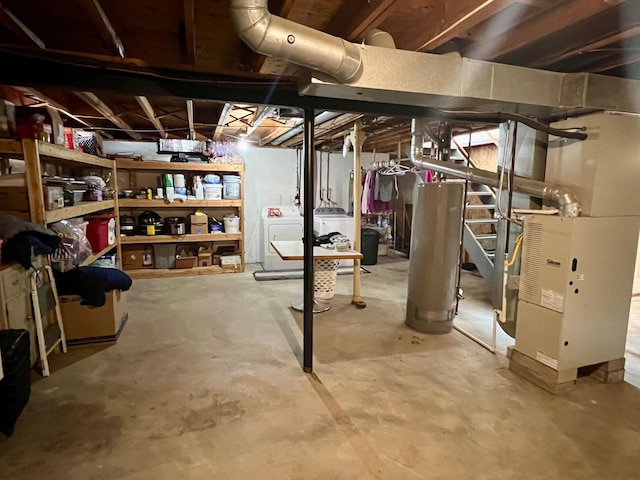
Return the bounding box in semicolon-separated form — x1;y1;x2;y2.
261;206;303;271
313;206;355;268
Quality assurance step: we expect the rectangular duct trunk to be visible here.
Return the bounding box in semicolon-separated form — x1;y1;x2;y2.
300;45;640;117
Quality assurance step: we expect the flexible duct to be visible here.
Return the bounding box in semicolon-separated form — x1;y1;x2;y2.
410;119;581;217
230;0;362;83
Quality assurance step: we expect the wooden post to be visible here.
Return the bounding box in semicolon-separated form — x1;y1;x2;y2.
22;139;46;225
351;121;366;308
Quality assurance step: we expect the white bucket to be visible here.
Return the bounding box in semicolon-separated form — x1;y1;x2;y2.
223;175;241;199
204;184;222;200
223;216;240;233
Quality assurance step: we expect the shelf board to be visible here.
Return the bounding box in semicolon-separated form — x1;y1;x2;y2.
45;200;115;224
116;158;243;172
0;139;23;155
79;244;116;267
120;233;242;244
118;199;241;208
125;265;241;279
36;141;114;168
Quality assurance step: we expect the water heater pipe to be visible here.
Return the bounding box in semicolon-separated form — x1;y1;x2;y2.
229;0;362;83
410;119;581;217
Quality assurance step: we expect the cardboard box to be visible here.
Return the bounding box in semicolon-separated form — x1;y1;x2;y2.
198;251;213;267
60;290;128;345
0;187;28;211
43;185;64;211
122;245;154;269
176;256;198;269
221;254;241;270
190;214;208;235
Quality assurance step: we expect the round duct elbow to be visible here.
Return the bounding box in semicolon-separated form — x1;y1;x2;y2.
364;29;396;49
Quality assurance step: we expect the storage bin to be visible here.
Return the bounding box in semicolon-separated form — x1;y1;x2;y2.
204;184;222;200
86;215;116;253
152;244;177;269
223;216;240;233
223;175;241;199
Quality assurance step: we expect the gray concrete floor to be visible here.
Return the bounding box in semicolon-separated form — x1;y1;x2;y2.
2;257;640;479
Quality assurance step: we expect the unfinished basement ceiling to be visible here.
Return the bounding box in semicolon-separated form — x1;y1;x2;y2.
0;0;638;151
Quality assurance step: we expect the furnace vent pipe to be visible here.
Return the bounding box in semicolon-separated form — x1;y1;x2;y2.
410;119;581;217
230;0;362;83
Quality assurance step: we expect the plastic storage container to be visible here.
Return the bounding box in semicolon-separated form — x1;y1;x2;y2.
361;228;380;265
223;216;240;233
153;244;177;269
204;184;222;200
86;215;116;253
223;175;241;199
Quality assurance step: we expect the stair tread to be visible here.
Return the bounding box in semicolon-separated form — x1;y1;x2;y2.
465;218;499;224
466;204;496;209
466;191;493;196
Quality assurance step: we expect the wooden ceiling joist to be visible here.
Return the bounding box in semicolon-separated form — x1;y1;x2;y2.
83;0;125;58
406;0;514;52
532;25;640;68
74;91;141;140
186;99;196;140
183;0;196;64
0;3;45;49
24;88;114;139
489;0;628;61
325;0;399;41
135;96;165;137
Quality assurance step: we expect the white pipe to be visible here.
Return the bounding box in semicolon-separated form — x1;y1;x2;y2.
512;208;559;215
230;0;362;83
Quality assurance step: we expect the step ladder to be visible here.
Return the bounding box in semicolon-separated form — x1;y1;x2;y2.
30;266;67;377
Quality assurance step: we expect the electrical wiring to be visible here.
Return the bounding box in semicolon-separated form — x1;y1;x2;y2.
436;109;588;140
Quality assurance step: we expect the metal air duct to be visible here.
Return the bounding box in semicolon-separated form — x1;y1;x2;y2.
410;119;581;217
229;0;362;83
270;111;341;146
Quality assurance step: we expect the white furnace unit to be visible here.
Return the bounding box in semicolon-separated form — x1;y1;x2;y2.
516;215;639;372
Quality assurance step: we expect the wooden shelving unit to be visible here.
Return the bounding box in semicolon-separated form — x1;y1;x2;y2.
0;142;246;278
118;199;241;208
45;200;115;224
116;159;243;172
80;245;117;267
117;158;245;278
0;139;121;268
121;233;242;244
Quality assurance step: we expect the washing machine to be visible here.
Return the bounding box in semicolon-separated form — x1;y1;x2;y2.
313;207;355;268
261;206;304;271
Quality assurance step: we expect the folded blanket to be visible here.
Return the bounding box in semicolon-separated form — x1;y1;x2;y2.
54;266;133;307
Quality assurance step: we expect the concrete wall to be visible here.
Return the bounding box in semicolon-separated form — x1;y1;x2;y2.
104;141;387;264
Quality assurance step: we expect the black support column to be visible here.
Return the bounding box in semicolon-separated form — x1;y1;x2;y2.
302;107;315;372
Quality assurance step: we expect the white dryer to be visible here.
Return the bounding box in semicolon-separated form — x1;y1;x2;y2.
313;207;355;268
261;206;304;271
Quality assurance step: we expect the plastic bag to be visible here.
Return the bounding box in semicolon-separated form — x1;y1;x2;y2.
49;220;93;271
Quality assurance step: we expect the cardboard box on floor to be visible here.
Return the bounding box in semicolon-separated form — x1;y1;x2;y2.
59;290;128;345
